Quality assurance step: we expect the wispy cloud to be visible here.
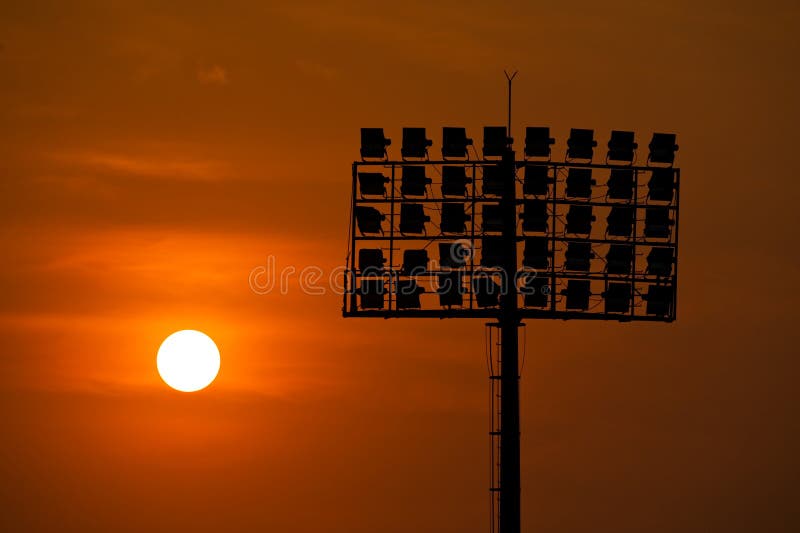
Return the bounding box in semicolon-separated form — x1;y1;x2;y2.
50;150;230;181
295;59;338;80
196;64;229;85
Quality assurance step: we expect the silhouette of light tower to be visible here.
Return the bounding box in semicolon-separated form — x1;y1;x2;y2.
343;73;680;533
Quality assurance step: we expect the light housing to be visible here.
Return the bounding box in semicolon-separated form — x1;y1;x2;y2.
354;206;385;234
644;284;673;316
643;207;673;238
440;202;471;234
523;237;549;269
606;244;634;274
648;133;679;166
563;280;591;310
603;282;632;313
441;166;472;196
472;275;501;307
399;204;430;234
566;128;597;161
395;280;424;309
521;200;548;232
401;166;432;196
481;203;503;232
360;128;391;159
524;127;555;159
565;205;595;235
437;272;464;307
359;279;385;309
564;241;593;271
565;168;595;198
522;274;550;308
483;126;512;157
358;248;386;272
401;127;432;159
358;172;389;196
439;242;469;268
523;165;550;196
607;206;635;237
648;168;675;202
646;247;674;276
607;169;634;200
607;130;637;163
442;127;473;158
480;236;503;268
402;249;428;275
482;165;505;196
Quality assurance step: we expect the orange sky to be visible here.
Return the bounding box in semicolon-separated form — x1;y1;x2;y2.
1;1;799;531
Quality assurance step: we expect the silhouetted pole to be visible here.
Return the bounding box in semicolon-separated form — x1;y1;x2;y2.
504;70;518;140
499;149;521;533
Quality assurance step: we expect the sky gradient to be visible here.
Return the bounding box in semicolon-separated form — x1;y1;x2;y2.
1;1;799;531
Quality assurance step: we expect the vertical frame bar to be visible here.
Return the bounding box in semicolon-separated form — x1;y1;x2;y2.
672;167;680;321
470;162;477;311
348;162;359;314
550;163;558;316
388;163;396;312
631;167;639;319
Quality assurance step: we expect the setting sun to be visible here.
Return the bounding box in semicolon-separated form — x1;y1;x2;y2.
156;330;220;392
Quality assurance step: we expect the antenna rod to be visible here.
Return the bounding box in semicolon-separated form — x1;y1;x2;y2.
504;70;518;136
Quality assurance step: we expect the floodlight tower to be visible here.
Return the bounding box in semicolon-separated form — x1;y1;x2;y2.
344;74;681;533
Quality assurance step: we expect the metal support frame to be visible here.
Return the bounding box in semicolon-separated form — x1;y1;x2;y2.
344;88;681;533
344;159;679;322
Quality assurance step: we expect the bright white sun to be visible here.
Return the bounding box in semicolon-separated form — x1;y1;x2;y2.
157;330;220;392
